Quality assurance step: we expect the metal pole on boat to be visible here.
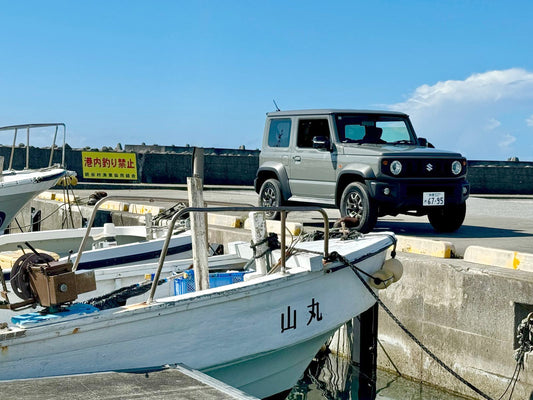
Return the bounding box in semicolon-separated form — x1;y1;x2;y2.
26;126;30;169
9;128;17;170
61;124;66;167
49;125;58;167
280;211;286;274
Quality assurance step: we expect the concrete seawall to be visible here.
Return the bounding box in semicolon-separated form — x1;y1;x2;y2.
378;253;533;399
2;145;533;193
468;160;533;194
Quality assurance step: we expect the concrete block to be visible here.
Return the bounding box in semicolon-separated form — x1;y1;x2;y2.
463;245;533;271
128;204;160;214
53;193;79;203
396;235;455;258
243;219;302;236
37;191;56;200
207;214;243;228
100;201;130;212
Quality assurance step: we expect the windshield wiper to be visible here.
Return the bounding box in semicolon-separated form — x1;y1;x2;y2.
390;140;413;145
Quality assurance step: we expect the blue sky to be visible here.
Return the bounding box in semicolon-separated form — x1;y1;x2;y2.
1;1;533;161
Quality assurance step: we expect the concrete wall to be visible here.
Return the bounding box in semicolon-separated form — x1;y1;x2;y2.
378;253;533;399
0;145;260;186
2;145;533;193
468;160;533;194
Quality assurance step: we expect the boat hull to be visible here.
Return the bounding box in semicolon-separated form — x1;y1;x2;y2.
0;236;390;398
0;168;66;232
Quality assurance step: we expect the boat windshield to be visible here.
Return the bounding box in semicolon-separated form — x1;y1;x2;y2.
334;114;416;145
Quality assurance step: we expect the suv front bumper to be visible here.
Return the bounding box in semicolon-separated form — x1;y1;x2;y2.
368;179;469;213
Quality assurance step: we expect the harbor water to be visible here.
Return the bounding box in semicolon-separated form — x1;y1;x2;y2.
282;351;470;400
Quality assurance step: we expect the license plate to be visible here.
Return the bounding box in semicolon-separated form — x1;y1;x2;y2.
423;192;445;206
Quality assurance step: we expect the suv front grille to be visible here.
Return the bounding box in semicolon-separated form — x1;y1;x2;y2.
381;158;467;178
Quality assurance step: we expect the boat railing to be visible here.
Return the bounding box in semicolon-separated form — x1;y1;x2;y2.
0;123;67;170
147;205;330;303
71;195;330;303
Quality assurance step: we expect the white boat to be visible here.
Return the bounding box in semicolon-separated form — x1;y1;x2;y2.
0;224;148;255
0;203;401;398
0;123;70;233
0;223;193;280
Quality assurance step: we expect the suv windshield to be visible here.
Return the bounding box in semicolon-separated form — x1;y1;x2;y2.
334;114;415;145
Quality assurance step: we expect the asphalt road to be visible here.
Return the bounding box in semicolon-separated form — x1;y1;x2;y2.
71;186;533;257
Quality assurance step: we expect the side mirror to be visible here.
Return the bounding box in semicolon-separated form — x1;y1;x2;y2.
417;137;428;147
417;137;435;148
312;136;331;150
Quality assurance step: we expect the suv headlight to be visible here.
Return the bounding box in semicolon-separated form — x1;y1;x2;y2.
390;160;402;176
451;160;462;175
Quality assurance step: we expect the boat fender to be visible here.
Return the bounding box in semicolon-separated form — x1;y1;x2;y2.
382;258;403;283
57;175;78;186
369;270;394;289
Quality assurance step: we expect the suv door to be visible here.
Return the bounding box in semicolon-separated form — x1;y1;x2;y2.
288;117;337;203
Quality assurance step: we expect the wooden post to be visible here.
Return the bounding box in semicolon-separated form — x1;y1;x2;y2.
356;303;378;399
249;211;268;275
192;147;204;183
187;176;209;291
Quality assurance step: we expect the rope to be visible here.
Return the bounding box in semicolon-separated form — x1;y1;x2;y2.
497;312;533;400
83;279;166;310
7;195;93;232
250;232;280;259
340;256;494;400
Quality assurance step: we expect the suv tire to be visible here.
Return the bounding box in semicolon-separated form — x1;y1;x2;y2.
259;178;283;220
340;182;378;233
427;202;466;232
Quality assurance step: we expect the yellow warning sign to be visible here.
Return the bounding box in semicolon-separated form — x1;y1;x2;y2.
82;152;137;180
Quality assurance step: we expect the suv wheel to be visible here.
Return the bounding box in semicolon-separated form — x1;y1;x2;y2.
428;203;466;232
340;182;378;233
259;178;283;220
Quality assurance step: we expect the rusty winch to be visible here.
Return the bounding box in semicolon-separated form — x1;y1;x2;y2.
1;242;96;312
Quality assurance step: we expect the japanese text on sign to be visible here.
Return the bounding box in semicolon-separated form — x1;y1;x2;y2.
82;152;137;180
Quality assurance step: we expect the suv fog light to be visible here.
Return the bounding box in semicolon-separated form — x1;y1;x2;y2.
383;187;391;195
390;160;402;175
451;160;462;175
462;187;468;195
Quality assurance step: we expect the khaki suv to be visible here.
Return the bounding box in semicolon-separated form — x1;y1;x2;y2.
255;109;469;233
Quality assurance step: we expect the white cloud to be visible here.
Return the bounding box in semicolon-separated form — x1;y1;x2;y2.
499;133;516;149
485;118;501;130
388;68;533;160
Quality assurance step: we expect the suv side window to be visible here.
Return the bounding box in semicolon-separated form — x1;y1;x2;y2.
344;125;365;142
268;118;291;148
297;119;330;148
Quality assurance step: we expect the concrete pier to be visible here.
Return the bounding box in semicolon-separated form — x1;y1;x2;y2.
0;365;258;400
378;253;533;399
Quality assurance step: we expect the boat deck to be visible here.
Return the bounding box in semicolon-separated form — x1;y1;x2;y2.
0;364;259;400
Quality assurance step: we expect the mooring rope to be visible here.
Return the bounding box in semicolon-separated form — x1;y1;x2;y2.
335;253;495;400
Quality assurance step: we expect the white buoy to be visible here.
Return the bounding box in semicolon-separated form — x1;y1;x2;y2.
382;258;403;282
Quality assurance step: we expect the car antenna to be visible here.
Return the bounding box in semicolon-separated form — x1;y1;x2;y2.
273;99;281;111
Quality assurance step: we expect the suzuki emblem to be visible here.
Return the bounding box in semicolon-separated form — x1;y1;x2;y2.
426;163;434;172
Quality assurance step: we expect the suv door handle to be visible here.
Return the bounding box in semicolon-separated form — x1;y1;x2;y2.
293;156;301;161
